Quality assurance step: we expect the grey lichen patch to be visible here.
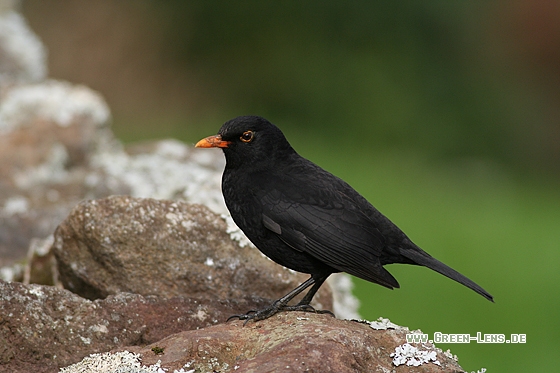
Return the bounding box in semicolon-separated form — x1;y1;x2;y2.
93;139;226;213
58;351;179;373
390;342;441;367
0;281;95;346
367;317;407;331
195;355;230;373
0;80;110;132
221;214;253;248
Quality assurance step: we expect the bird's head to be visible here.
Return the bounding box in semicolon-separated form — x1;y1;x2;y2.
195;116;295;169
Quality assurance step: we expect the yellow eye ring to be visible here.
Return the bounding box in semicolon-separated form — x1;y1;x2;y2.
240;130;254;143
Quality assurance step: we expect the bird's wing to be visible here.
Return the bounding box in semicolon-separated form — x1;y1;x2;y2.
260;188;399;289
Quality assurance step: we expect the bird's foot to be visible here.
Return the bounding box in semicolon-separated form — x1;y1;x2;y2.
227;301;335;325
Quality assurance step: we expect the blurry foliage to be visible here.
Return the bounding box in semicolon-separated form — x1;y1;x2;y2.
23;0;559;173
153;0;558;174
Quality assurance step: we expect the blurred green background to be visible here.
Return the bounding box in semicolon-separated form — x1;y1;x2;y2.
23;1;560;371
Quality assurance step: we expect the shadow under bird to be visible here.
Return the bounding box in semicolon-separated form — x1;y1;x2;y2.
196;116;493;323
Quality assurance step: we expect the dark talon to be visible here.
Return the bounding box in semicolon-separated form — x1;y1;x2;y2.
228;299;336;325
286;304;336;317
281;304;335;317
227;314;246;322
227;309;258;322
318;309;335;317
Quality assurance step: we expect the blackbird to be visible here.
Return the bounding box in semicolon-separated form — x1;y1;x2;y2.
196;115;493;322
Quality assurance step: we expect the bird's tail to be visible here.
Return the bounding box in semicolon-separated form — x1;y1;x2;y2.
400;248;494;302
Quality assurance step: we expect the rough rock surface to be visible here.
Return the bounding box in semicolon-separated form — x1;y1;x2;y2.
0;280;270;373
118;313;464;373
0;2;226;270
0;279;466;373
53;196;332;310
0;79;225;270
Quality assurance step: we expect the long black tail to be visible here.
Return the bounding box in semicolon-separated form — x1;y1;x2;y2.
401;248;494;302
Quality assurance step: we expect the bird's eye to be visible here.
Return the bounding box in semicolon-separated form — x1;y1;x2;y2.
240;130;254;143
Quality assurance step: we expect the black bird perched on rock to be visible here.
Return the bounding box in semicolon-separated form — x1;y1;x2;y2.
196;116;493;322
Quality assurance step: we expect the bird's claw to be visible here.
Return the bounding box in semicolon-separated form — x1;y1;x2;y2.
226;309;256;322
281;304;336;318
227;302;335;325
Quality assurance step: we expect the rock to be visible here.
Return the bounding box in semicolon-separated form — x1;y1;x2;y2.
0;81;229;275
0;2;227;272
0;279;466;373
0;279;270;373
0;0;46;90
0;84;227;273
0;80;118;268
53;196;333;311
114;313;464;373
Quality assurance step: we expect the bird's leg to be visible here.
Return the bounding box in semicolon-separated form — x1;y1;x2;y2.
227;276;315;323
295;274;328;306
228;274;334;324
281;274;335;317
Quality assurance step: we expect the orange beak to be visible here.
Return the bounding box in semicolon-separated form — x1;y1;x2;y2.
195;134;231;149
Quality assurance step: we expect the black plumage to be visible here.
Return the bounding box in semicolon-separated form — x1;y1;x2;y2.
196;115;493;322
